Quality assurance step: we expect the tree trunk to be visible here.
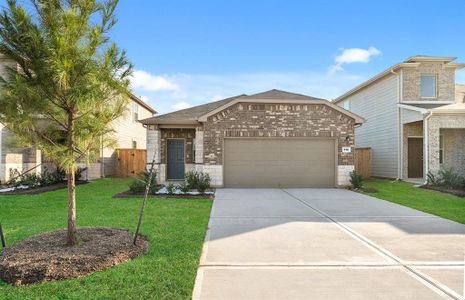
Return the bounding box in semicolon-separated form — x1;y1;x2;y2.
67;166;77;245
67;111;77;246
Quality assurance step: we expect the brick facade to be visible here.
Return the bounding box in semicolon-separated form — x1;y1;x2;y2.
402;62;456;102
160;128;195;164
203;103;355;165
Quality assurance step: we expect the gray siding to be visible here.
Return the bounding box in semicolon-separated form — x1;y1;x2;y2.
340;74;399;178
401;108;423;124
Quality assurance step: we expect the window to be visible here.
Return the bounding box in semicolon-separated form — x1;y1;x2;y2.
132;102;139;122
420;74;437;98
192;138;196;163
342;100;350;110
439;135;444;164
132;140;137;149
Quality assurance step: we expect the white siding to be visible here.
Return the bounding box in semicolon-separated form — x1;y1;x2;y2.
401;108;423;124
342;74;399;178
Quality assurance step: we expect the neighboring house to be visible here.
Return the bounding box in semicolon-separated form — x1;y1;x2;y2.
140;89;364;188
334;55;465;182
0;94;155;182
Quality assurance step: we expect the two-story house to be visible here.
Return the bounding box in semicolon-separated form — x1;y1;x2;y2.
0;56;156;182
334;56;465;182
0;93;155;182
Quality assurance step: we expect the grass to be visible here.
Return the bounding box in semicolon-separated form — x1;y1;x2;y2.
0;178;212;299
363;178;465;224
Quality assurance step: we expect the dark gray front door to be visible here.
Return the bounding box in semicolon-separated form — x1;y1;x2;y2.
167;139;185;180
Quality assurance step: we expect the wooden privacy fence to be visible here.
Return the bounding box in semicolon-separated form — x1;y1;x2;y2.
116;149;147;177
354;147;372;179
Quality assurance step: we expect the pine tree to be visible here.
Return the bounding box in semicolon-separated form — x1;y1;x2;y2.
0;0;132;245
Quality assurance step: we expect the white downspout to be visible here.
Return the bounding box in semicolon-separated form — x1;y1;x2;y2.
391;68;402;180
424;111;433;184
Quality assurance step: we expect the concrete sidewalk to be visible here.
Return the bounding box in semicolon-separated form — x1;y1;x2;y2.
193;188;465;300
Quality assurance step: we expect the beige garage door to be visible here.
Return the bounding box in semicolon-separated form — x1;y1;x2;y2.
224;138;336;188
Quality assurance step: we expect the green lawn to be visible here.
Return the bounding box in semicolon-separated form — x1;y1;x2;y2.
0;178;212;299
363;178;465;224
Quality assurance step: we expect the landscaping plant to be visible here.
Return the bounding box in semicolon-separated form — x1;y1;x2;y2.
197;172;211;194
184;170;211;193
166;183;176;195
129;171;158;194
349;170;363;189
0;0;132;245
427;168;464;189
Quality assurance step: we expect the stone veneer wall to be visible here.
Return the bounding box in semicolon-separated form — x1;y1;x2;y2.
402;121;424;179
402;62;456;102
427;115;465;175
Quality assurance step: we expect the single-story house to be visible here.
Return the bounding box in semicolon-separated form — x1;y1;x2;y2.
140;89;364;188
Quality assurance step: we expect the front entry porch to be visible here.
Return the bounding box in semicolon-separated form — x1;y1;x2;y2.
402;116;465;182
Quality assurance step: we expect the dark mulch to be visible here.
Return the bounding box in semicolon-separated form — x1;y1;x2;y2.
0;181;89;195
421;185;465;198
113;191;215;199
0;228;149;286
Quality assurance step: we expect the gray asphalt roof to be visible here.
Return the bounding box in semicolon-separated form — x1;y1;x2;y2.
140;89;328;125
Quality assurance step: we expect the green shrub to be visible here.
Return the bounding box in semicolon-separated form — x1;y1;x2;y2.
349;170;363;189
166;183;176;194
184;171;211;193
427;171;440;186
185;171;199;189
197;173;211;194
129;171;158;194
429;168;465;189
179;182;190;193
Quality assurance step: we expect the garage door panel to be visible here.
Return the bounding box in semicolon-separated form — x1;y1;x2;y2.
224;139;336;188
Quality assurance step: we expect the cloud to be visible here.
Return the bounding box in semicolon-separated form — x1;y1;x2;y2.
173;101;192;110
139;95;150;103
329;47;381;74
131;71;365;114
130;69;179;91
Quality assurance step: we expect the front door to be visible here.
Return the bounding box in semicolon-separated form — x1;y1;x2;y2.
408;138;423;178
167;139;185;180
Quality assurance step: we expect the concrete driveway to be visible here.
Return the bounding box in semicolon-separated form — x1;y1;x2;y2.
193;188;465;300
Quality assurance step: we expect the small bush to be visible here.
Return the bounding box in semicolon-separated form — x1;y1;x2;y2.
166;183;176;194
129;171;157;194
197;173;211;194
185;171;199;189
179;182;190;193
427;172;440;186
184;171;211;193
439;168;464;189
349;170;363;189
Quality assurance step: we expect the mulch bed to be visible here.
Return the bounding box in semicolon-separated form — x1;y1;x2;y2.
421;185;465;198
0;228;149;286
0;181;89;195
113;191;215;199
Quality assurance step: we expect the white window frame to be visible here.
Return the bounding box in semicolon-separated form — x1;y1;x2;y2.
439;134;444;164
342;100;350;111
132;102;139;122
420;74;437;99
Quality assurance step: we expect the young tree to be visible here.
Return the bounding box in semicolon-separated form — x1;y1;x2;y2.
0;0;132;245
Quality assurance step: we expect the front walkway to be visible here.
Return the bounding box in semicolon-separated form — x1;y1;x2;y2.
193;189;465;299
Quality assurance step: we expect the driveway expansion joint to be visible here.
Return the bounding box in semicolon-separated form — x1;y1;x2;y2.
281;189;463;300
